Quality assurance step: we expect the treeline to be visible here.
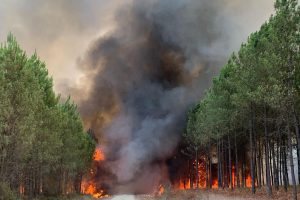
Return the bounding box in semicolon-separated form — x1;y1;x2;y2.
0;34;95;199
185;0;300;199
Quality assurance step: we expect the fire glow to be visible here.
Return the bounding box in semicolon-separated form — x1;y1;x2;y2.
81;147;108;198
176;159;252;190
82;147;253;197
94;148;105;161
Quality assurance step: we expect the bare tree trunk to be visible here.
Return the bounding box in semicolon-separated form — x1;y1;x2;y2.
195;146;199;189
270;146;274;186
250;115;255;194
207;142;212;189
206;152;209;189
223;139;228;188
218;139;222;188
261;144;265;186
190;159;193;189
287;120;297;200
235;132;240;188
277;127;282;187
209;153;212;188
272;141;279;190
283;138;288;192
293;110;300;184
279;144;283;186
264;106;272;197
242;151;246;188
257;138;262;188
228;135;232;189
222;139;225;188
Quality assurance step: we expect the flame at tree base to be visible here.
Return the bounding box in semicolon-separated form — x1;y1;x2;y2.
81;147;109;198
81;147;253;197
81;179;109;198
174;159;253;190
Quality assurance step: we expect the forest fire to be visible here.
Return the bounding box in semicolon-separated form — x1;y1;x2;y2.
174;158;252;190
81;145;254;198
81;181;108;198
81;147;109;198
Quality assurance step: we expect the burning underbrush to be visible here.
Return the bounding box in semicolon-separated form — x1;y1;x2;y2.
81;147;110;198
81;146;253;199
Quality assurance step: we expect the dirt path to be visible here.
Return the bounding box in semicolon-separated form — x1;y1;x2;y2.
91;188;299;200
102;193;257;200
201;193;257;200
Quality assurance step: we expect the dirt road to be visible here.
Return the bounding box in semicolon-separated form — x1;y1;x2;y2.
102;193;258;200
86;188;297;200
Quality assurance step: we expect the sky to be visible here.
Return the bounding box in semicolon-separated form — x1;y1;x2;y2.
0;0;274;94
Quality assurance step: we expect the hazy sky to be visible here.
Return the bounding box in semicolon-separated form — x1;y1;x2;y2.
0;0;274;94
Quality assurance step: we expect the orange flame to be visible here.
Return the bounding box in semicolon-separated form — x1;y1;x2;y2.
158;184;165;195
179;178;191;190
246;175;251;187
94;148;105;161
81;181;108;198
176;159;253;190
81;147;108;198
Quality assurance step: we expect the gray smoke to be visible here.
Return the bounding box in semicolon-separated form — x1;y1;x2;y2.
73;0;274;194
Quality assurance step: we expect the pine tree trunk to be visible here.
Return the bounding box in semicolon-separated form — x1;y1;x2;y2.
190;159;194;189
209;153;212;188
228;135;232;189
279;144;283;186
225;145;228;188
272;141;279;190
276;127;282;187
218;139;222;188
195;146;199;189
242;151;246;188
250;116;255;194
206;152;209;189
283;138;288;191
287;120;297;200
264;106;272;197
253;109;257;189
293;111;300;184
222;139;225;188
235;133;240;188
257;138;262;188
270;143;274;186
261;144;265;186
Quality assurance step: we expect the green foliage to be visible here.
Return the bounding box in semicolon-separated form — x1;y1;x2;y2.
185;0;300;151
0;33;95;198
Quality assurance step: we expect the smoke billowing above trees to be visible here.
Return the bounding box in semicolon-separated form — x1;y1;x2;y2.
70;0;273;193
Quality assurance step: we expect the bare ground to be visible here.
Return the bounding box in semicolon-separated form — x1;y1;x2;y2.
93;188;300;200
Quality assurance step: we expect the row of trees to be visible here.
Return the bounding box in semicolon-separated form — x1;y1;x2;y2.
185;0;300;199
0;34;95;199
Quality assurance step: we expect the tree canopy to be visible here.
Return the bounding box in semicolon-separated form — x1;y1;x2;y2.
0;34;95;199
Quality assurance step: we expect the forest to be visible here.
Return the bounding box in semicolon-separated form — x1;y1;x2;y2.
1;0;300;200
184;0;300;199
0;34;95;199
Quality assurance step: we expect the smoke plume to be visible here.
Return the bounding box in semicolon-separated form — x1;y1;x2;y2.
72;0;274;194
